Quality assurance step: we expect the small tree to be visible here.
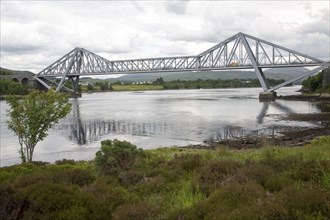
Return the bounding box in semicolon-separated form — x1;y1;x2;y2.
6;89;72;163
95;139;145;175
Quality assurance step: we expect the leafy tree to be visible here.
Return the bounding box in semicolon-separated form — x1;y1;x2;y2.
95;81;109;90
6;89;72;163
87;83;94;91
154;77;164;85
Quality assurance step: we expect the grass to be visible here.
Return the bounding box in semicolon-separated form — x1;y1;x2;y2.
1;136;329;219
112;84;163;91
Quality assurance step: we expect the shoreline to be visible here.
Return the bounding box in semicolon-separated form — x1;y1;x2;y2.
184;112;330;150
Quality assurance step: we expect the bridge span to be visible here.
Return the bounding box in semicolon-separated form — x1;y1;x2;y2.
35;32;329;97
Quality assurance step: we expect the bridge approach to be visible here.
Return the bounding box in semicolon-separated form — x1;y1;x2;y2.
34;32;329;97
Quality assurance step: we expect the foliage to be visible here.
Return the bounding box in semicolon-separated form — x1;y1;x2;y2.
0;79;29;95
95;139;145;175
162;78;285;90
154;77;164;85
0;136;329;219
6;90;72;163
87;83;94;90
302;72;323;93
111;84;163;91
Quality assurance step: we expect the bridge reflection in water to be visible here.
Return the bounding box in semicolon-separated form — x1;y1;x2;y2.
56;98;318;145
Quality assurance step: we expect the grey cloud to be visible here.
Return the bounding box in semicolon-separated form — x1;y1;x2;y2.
300;8;329;36
164;1;189;15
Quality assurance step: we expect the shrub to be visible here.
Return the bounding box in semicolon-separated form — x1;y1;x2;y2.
83;179;135;218
236;162;275;189
263;174;293;192
169;153;203;173
194;160;242;195
292;160;330;183
112;202;162;220
260;155;302;172
278;185;330;218
55;159;76;165
119;170;145;187
95;139;145;175
10;183;91;219
54;168;95;186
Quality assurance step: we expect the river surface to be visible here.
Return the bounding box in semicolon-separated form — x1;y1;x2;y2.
0;86;323;166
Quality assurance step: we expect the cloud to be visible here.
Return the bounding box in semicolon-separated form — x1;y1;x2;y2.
0;1;329;72
164;0;190;15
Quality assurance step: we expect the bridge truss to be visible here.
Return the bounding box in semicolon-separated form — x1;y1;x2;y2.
35;32;329;93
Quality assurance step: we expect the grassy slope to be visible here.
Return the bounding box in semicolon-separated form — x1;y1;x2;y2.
0;136;329;219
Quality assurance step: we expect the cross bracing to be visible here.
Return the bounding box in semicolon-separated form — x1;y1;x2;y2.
35;32;329;93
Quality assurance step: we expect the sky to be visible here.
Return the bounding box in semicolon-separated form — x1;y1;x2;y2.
1;0;329;73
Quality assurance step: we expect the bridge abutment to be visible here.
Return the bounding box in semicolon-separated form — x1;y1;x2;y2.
259;92;277;100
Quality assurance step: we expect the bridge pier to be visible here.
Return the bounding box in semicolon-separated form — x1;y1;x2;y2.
259;92;277;100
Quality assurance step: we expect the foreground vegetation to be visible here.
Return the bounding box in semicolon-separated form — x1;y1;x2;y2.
1;136;329;219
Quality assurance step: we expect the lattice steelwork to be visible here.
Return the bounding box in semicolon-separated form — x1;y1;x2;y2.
35;32;329;93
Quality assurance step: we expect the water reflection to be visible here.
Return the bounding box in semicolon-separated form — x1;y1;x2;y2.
257;101;295;124
60;97;319;145
59;100;169;144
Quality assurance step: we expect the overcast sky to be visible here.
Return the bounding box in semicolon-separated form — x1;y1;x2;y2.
1;0;329;73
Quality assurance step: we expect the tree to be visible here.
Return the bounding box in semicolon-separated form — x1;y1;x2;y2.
6;89;72;163
87;83;94;91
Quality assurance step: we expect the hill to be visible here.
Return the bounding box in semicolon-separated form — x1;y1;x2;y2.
98;67;310;84
0;67;35;76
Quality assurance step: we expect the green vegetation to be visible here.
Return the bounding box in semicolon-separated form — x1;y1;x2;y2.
112;84;163;91
1;137;329;219
80;78;286;92
0;68;14;75
161;78;285;90
302;71;330;94
6;90;72;162
0;79;29;95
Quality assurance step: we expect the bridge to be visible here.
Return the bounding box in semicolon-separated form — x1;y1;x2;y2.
34;32;329;97
0;74;34;85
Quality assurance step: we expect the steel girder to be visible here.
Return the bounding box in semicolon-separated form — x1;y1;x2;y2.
35;32;329;93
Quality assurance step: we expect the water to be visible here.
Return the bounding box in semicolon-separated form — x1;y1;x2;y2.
0;86;323;166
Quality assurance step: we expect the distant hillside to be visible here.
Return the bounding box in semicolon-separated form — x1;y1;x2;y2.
0;67;35;76
100;67;310;84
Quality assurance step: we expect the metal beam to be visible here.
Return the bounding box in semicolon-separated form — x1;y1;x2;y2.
267;66;326;92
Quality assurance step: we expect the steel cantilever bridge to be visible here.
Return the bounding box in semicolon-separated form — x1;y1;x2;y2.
34;32;329;95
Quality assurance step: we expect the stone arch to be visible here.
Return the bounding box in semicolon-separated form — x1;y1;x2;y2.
21;77;29;85
12;78;19;82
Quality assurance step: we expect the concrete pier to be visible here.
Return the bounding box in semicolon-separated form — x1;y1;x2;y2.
259;92;277;100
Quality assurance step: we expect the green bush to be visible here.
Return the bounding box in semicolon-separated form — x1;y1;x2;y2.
12;183;91;219
194;160;242;195
119;170;145;187
292;160;330;183
55;159;77;165
52;168;95;186
236;162;276;188
112;202;162;220
95;139;145;175
169;153;203;173
277;185;330;218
